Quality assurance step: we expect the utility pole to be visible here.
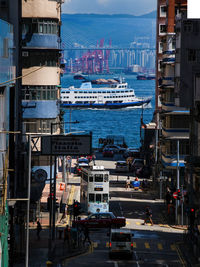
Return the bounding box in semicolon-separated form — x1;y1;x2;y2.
176;139;180;224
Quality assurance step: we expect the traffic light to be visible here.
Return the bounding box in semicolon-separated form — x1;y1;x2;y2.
190;208;195;226
73;201;81;217
177;189;181;200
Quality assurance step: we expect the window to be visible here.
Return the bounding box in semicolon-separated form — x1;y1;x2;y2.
103;194;108;203
89;175;93;182
89;194;95;202
159;24;166;34
95;174;103;182
100;213;110;219
184;21;193;32
188;49;196;62
159;42;163;53
22;18;58;35
160;5;166;17
96;194;101;202
22;85;57;100
3;38;8;58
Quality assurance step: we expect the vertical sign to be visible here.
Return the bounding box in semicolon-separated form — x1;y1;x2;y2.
188;0;200;19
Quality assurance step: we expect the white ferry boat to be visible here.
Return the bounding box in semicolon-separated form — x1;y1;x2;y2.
60;79;151;109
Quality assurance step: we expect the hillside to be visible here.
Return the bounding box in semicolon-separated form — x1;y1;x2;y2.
61;12;156;49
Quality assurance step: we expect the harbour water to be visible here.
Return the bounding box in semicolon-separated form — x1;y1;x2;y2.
61;74;155;149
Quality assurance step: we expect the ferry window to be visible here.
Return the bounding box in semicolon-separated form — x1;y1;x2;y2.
89;194;95;203
96;194;101;202
104;174;109;182
95;174;103;182
89;175;93;182
103;194;108;203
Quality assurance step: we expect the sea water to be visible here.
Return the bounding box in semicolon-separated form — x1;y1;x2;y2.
61;74;155;149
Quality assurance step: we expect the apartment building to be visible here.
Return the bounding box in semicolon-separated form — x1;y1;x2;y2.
156;0;189;190
175;9;200;209
0;17;14;267
21;0;64;176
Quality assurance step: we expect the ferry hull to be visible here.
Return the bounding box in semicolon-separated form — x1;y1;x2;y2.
60;98;151;109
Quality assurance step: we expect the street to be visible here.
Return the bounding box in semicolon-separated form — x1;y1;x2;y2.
62;153;186;266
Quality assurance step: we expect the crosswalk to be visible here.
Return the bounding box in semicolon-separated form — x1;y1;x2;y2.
90;241;177;251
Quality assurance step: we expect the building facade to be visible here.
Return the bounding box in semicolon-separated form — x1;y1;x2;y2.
21;0;64;178
156;0;189;222
0;18;14;267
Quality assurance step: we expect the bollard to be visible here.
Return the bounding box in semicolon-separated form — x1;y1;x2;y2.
46;261;53;267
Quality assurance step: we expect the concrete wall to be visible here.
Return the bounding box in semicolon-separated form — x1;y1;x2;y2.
22;66;60;85
22;0;61;20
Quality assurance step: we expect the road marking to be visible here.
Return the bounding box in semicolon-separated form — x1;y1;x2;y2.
175;243;187;266
170;244;176;251
144;242;150;249
134;251;140;267
157;243;163;250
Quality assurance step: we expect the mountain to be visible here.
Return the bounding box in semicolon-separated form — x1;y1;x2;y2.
61;13;156;49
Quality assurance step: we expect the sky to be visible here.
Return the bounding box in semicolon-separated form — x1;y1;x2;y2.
62;0;156;16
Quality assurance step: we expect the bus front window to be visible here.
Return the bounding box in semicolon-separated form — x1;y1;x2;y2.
89;193;95;202
95;174;103;182
96;194;102;203
103;194;108;203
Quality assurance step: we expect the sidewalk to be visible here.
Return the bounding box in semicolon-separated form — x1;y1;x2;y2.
27;169;84;267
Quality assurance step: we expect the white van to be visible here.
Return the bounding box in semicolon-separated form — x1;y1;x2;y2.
109;229;134;259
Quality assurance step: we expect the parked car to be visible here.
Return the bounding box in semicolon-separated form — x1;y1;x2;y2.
74;157;89;175
102;148;114;157
115;161;128;173
123;148;140;159
104;145;126;154
109;229;134;259
73;212;126;228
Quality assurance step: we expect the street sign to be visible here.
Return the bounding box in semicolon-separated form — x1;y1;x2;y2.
41;134;92;156
173;192;178;199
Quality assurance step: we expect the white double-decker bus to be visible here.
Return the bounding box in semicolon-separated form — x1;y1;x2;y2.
80;166;109;214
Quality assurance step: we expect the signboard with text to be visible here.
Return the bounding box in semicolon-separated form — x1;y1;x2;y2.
41;134;92;156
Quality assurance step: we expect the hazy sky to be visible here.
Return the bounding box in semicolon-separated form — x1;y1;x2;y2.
62;0;156;16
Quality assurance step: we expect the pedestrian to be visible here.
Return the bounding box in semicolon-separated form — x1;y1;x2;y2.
126;176;131;190
165;190;172;214
92;154;96;165
36;220;42;240
59;210;66;223
83;226;91;245
144;206;153;226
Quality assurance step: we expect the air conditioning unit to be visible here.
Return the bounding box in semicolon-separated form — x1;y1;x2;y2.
22;51;29;57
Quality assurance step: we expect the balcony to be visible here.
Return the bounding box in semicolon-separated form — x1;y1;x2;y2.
22;34;60;49
162;76;174;87
162;127;189;139
22;0;61;20
22;100;59;119
161;153;186;168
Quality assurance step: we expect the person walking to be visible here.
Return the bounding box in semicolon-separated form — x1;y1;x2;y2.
92;154;96;165
126;176;131;190
83;226;91;245
144;206;153;226
59;210;66;223
36;220;42;240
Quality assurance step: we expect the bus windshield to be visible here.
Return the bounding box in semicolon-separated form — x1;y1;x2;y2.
95;174;103;182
